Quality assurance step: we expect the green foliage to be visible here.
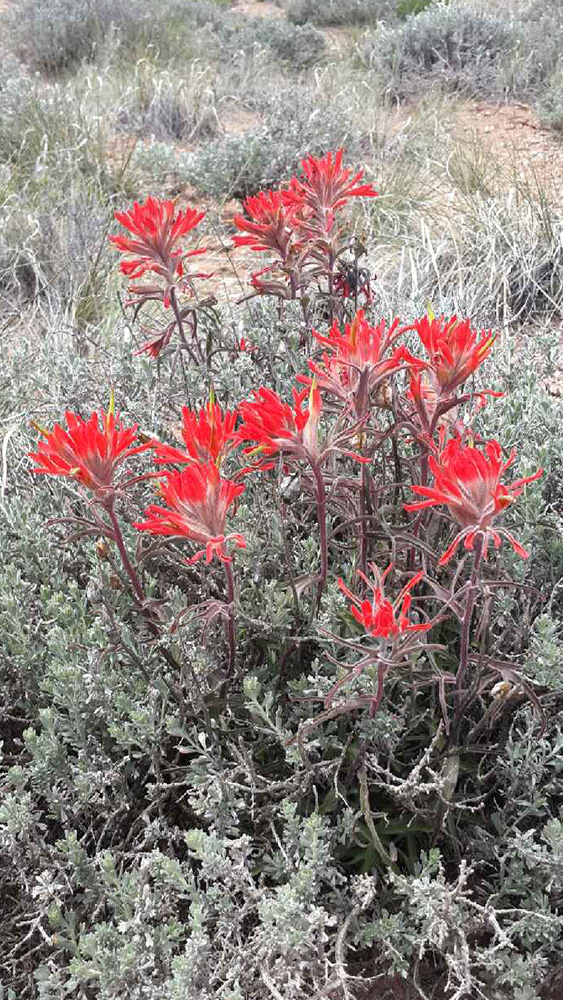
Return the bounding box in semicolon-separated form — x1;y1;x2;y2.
394;0;434;16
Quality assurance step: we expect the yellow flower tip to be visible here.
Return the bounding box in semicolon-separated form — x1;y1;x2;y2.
309;378;321;417
477;333;497;357
31;419;50;437
349;313;360;350
69;467;81;476
106;389;116;431
425;302;435;322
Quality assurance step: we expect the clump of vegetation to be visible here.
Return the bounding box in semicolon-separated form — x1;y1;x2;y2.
3;1;563;997
117;65;221;143
5;0;155;72
155;87;356;199
286;0;380;28
360;0;517;98
538;67;563;132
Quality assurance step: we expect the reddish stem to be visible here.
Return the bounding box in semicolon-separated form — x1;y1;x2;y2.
169;287;200;366
223;559;237;674
358;463;369;576
456;535;484;704
107;504;145;605
312;462;328;607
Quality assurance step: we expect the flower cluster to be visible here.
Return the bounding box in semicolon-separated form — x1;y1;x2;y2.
300;310;413;419
232;148;378;310
339;565;431;640
31;147;545;729
134;462;246;565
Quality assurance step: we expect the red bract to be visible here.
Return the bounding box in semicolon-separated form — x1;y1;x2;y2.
283;149;378;233
109;197;207;306
302;310;412;417
236;384;320;467
134;462;246;564
405;437;543;565
339;564;432;639
29;404;152;502
414;315;496;396
233;190;297;258
154;400;238;468
235;381;366;471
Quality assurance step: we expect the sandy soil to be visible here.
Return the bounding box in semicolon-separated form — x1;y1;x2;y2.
231;0;285;19
452;100;563;199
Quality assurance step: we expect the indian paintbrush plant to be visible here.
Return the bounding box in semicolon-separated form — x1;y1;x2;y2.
23;149;551;998
30;148;544;750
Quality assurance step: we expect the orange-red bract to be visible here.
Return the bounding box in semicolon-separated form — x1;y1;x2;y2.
413;315;496;396
134;462;246;564
154;401;238;468
109;196;207;305
233;190;297;257
29;407;152;500
301;310;413;416
339;564;432;639
235;385;320;465
283;148;377;233
405;437;543;564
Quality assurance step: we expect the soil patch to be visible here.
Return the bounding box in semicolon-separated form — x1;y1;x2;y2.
231;0;284;19
451;100;563;201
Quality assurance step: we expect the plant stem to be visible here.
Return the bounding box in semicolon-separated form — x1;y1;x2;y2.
359;464;369;576
312;463;328;607
106;503;186;693
456;535;484;704
223;559;237;675
169;287;200;366
327;250;335;326
107;504;145;605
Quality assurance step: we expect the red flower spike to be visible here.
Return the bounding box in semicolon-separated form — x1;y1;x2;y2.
283;149;378;233
233;190;297;258
236;378;369;476
236;385;317;465
414;314;496;396
339;564;432;640
109;196;207;305
29;403;153;501
134;462;246;564
405;437;543;565
154;399;238;468
301;310;413;417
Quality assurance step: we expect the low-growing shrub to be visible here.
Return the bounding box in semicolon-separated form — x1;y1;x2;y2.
118;65;220;143
287;0;380;28
360;0;517;98
7;0;325;76
172;88;357;199
6;0;155;73
538;67;563;133
206;15;327;70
